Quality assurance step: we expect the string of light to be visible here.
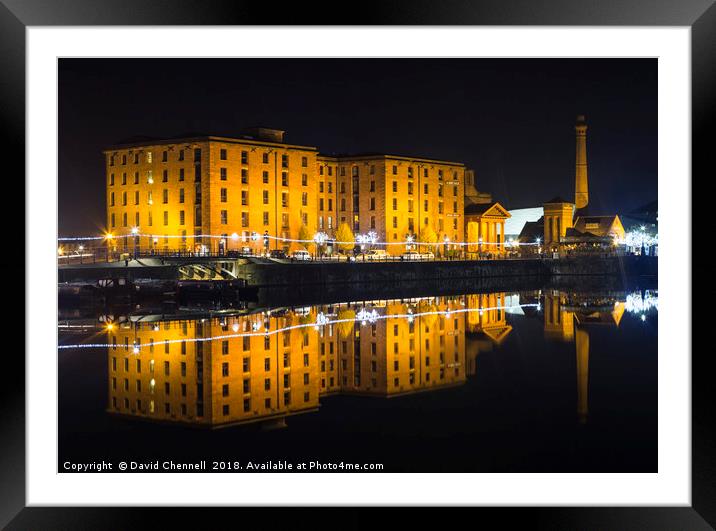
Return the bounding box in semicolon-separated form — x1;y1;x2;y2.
57;302;539;350
57;232;539;247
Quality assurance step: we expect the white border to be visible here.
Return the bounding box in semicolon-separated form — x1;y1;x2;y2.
28;27;690;506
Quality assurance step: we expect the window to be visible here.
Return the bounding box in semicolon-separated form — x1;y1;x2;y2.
147;151;153;163
241;191;248;206
179;168;184;181
241;151;248;164
303;192;309;207
220;168;227;181
263;212;269;225
392;165;397;175
122;173;127;185
109;173;114;186
301;156;308;167
262;152;269;164
281;154;288;168
301;174;308;186
241;169;248;184
222;362;229;377
241;212;249;227
222;341;229;355
263;190;269;205
179;210;185;225
220;148;227;160
281;172;288;186
179;188;185;203
262;171;269;184
178;150;184;161
163;189;168;204
134;172;139;184
161;151;167;162
221;210;228;225
162;169;168;183
220;188;227;202
163;211;168;225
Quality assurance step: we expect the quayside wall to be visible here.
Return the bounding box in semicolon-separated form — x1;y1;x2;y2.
58;255;657;287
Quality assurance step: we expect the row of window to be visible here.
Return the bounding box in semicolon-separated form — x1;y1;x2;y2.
109;149;308;168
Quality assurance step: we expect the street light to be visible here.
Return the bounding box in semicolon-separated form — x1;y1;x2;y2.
131;226;140;257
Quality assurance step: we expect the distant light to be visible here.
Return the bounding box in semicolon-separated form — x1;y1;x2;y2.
133;346;140;354
231;232;239;241
535;237;541;244
78;245;84;252
105;233;114;240
232;323;239;332
106;323;114;331
131;226;139;235
641;314;646;322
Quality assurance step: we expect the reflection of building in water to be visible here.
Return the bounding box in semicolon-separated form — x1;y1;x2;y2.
542;290;628;424
543;291;574;341
335;298;467;396
106;294;489;427
464;293;512;375
107;312;322;427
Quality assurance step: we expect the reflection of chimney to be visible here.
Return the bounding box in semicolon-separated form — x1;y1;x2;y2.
576;328;589;424
575;115;589;210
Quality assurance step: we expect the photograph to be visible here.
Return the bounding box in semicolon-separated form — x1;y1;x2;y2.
56;58;659;474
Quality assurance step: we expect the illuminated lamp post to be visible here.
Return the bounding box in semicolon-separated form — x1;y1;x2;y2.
314;232;328;259
131;226;139;258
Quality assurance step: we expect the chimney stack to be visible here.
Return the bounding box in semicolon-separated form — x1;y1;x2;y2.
575;115;589;210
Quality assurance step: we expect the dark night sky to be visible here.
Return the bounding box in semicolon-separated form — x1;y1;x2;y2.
58;58;657;236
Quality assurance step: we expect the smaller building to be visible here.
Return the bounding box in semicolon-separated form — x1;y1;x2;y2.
464;202;511;257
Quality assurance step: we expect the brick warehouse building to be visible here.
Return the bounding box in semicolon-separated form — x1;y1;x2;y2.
104;127;469;255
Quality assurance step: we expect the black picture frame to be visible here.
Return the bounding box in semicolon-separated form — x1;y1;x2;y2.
5;1;711;528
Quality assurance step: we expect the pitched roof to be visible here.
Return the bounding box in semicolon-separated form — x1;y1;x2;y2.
464;201;511;218
572;215;621;237
544;196;572;205
518;218;544;241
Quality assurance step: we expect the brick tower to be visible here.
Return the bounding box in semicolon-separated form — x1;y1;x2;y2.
574;115;589;210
